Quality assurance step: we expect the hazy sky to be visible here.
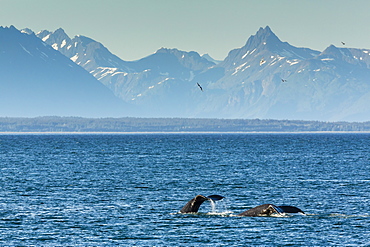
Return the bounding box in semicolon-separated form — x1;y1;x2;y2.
1;0;370;61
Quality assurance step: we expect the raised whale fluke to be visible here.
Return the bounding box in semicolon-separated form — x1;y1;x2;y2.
207;195;225;201
179;194;224;213
278;205;305;214
238;204;305;217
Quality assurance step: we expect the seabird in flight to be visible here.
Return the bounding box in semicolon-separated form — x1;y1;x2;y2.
260;58;265;66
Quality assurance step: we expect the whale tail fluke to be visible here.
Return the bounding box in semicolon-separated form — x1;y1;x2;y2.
207;195;224;201
180;194;225;213
278;205;305;214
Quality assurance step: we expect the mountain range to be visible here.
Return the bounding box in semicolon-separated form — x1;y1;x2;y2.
0;26;134;117
2;25;370;121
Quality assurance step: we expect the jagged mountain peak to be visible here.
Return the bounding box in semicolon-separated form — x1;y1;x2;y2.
320;44;357;59
256;25;276;39
150;47;215;69
35;28;134;74
319;44;349;61
221;26;319;69
34;28;71;47
244;26;281;50
5;26;40;41
13;25;370;121
52;28;70;40
155;47;203;59
317;45;360;62
1;25;17;31
1;25;25;36
154;47;188;57
36;30;51;38
130;46;214;75
156;47;177;53
322;44;339;54
20;28;34;35
0;26;131;117
54;27;67;34
318;44;370;67
74;35;95;45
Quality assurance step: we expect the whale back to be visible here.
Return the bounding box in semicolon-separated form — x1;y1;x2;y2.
238;204;305;216
238;204;280;217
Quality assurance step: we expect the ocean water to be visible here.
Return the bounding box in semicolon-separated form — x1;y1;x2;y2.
0;133;369;246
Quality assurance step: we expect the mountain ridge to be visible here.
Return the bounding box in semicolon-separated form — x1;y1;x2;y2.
0;26;134;117
6;25;370;121
191;26;370;121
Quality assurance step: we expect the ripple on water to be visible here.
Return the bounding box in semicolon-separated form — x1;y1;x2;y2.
0;133;370;246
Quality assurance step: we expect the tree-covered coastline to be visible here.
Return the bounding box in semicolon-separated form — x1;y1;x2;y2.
0;117;369;133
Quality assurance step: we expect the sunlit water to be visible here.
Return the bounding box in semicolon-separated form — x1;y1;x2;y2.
1;133;370;246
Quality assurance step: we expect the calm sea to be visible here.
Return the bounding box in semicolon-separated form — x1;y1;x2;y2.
0;133;369;246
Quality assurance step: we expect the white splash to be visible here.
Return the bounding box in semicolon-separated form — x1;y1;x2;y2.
207;199;232;216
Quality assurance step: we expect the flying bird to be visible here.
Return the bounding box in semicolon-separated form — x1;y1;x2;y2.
260;58;265;66
197;83;203;92
281;79;287;82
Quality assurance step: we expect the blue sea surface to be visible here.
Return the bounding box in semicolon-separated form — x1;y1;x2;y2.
0;133;370;246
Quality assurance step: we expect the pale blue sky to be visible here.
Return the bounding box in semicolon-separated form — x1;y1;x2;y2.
1;0;370;61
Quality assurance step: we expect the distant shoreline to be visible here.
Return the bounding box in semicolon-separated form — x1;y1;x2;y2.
1;117;369;133
1;131;370;135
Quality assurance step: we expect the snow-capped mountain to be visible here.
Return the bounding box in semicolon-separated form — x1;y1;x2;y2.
34;29;214;116
192;26;370;121
36;28;134;74
0;26;132;117
19;26;370;121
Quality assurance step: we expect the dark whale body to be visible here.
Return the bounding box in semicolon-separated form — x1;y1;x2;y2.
179;195;304;216
238;204;305;216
